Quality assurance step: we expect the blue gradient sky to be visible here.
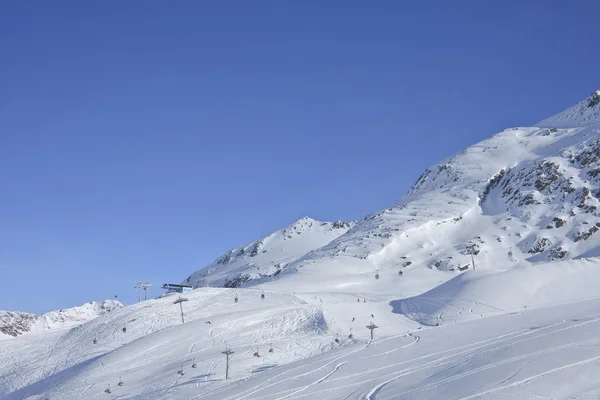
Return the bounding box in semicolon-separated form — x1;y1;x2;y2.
1;1;598;313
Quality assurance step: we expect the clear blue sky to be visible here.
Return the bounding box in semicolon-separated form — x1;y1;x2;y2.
1;1;598;313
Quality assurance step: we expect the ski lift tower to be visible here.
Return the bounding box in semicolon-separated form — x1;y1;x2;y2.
134;282;152;302
134;282;142;302
366;322;379;340
173;297;189;324
222;348;234;380
141;282;151;300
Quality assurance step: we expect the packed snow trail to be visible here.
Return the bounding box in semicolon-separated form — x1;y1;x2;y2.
193;298;600;400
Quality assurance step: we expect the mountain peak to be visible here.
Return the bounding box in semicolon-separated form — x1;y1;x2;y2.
183;217;355;288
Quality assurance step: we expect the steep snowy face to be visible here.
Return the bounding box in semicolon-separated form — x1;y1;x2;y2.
184;217;355;288
287;91;600;277
0;300;122;338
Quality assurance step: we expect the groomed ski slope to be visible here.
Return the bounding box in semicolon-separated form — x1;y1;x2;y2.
4;260;600;399
0;284;422;400
199;296;600;400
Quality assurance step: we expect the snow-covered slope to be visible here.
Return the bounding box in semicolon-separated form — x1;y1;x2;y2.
0;300;122;338
184;217;354;288
1;288;405;399
5;264;600;400
201;296;600;400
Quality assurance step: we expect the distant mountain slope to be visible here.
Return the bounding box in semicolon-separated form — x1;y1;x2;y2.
0;300;122;338
183;217;354;288
190;91;600;294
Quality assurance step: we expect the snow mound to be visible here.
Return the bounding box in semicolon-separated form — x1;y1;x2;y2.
392;258;600;326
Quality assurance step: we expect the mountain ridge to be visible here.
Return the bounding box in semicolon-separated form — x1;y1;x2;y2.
183;216;355;288
0;300;122;338
188;90;600;293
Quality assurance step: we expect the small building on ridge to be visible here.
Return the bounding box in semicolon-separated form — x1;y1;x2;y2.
162;283;192;294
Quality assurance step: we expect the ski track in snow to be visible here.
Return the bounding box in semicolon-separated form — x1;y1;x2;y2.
273;361;347;400
268;315;598;400
305;316;600;400
386;337;600;400
458;354;600;400
202;341;371;400
37;333;63;382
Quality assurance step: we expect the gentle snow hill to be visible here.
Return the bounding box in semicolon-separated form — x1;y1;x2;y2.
190;90;600;297
0;287;420;399
0;300;122;338
184;217;354;288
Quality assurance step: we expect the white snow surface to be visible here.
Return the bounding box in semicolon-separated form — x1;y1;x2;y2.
4;91;600;399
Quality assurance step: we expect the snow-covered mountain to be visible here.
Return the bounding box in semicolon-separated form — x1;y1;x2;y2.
184;217;354;288
0;300;122;338
6;91;600;400
188;91;600;295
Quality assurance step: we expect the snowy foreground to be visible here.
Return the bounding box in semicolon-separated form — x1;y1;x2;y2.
4;261;600;399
